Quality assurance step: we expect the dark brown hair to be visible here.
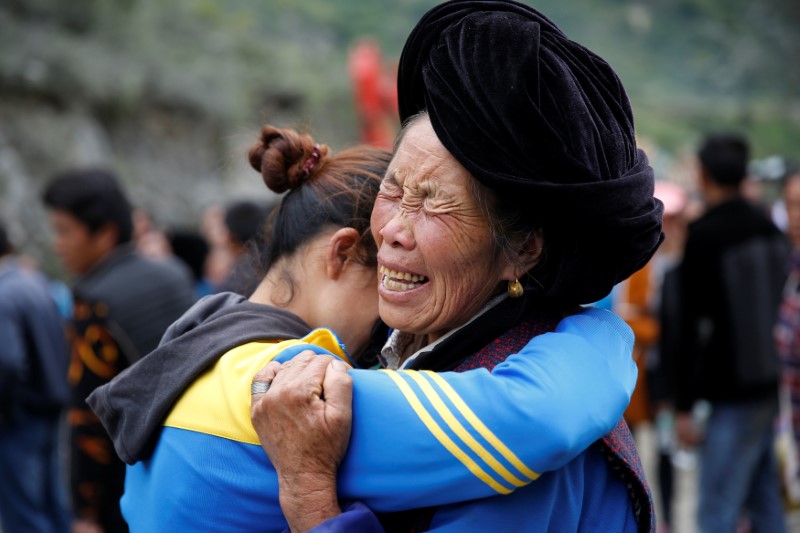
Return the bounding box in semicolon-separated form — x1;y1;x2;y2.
698;132;750;187
247;125;391;290
41;168;134;244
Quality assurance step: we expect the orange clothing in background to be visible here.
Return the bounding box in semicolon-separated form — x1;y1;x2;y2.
617;262;659;427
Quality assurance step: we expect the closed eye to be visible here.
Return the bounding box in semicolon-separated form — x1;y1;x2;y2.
380;173;403;197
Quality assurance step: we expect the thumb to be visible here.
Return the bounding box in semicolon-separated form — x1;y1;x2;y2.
322;359;353;413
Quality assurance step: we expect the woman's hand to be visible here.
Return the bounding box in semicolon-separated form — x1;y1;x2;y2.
251;351;354;532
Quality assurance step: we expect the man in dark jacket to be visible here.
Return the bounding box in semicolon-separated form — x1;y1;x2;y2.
0;221;71;533
675;133;789;532
42;169;196;533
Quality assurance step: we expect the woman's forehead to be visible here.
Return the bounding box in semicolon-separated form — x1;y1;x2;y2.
395;119;442;159
390;120;469;186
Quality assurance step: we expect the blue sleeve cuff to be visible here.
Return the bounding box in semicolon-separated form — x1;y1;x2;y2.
286;501;383;533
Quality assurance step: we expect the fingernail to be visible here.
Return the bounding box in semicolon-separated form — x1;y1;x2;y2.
330;359;348;372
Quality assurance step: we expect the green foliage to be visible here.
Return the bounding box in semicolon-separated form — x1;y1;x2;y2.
530;0;800;159
1;0;798;159
1;0;797;272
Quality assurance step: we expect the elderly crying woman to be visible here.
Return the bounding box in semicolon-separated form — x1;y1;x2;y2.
254;1;663;532
88;1;662;532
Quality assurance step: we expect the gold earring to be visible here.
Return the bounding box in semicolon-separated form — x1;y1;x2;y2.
508;279;523;298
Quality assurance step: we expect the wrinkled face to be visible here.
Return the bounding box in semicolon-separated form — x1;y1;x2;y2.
48;210;107;276
371;117;512;341
786;176;800;248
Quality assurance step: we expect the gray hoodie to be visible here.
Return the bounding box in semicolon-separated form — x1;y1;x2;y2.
87;292;311;464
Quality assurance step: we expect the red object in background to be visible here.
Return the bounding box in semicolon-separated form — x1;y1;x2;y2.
349;39;398;149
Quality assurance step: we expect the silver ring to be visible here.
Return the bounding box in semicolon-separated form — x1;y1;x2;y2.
251;381;271;395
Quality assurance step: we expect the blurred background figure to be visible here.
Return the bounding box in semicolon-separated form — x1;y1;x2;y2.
203;199;272;296
615;181;689;429
614;179;688;532
41;168;196;533
200;204;232;292
166;228;214;299
132;208;172;261
348;38;398;149
674;133;789;533
646;181;691;533
776;170;800;504
0;219;71;533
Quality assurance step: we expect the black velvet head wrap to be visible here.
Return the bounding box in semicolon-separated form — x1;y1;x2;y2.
397;0;664;305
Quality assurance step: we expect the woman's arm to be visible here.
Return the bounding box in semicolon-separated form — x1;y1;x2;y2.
255;307;635;513
252;355;353;532
253;355;385;533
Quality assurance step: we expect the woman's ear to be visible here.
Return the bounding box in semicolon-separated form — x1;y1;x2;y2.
325;227;361;280
502;228;544;281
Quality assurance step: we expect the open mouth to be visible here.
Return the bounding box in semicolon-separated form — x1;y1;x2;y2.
379;265;429;292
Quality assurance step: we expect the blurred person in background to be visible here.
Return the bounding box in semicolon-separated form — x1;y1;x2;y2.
0;220;71;533
131;208;172;261
133;210;201;295
199;204;232;289
166;228;214;299
216;199;272;295
674;133;790;532
639;181;690;532
349;38;399;148
615;180;689;531
777;170;800;491
201;200;273;296
41;169;196;533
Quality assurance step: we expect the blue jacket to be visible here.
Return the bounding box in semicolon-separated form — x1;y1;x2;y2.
90;294;638;531
0;257;69;422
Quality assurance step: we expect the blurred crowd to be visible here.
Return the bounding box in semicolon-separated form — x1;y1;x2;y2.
0;171;274;533
1;130;799;533
606;133;800;532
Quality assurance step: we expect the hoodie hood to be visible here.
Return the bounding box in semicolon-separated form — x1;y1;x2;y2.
87;292;311;464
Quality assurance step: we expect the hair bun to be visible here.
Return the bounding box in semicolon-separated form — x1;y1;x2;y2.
248;126;329;193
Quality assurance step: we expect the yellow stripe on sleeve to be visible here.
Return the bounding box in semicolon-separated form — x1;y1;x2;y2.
423;370;539;481
402;371;528;488
380;370;512;495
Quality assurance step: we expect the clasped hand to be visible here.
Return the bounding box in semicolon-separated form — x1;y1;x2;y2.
250;351;354;531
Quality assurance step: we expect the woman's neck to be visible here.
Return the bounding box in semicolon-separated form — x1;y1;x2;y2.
249;267;309;323
390;292;508;368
